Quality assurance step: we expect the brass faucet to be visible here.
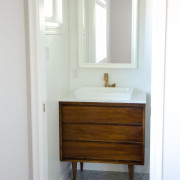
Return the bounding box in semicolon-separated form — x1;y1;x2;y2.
104;73;116;87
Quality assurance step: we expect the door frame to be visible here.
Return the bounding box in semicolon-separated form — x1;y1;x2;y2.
150;0;167;179
25;0;168;179
25;0;48;180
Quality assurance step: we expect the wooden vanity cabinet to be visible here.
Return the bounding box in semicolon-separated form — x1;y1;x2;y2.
59;102;145;180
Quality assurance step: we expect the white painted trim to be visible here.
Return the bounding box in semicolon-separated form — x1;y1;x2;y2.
131;0;138;68
78;0;84;67
27;0;40;179
24;0;33;179
26;0;48;180
78;0;138;69
150;0;167;180
77;62;137;69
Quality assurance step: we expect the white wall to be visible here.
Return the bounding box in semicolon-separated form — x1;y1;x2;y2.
45;10;70;180
69;0;152;173
0;0;30;180
163;0;180;179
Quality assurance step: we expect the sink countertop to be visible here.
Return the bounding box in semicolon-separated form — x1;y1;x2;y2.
59;91;146;104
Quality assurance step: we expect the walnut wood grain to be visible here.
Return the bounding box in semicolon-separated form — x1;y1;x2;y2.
80;162;83;172
128;165;134;180
62;105;143;124
72;162;77;180
59;102;145;180
61;158;143;165
63;124;143;142
63;141;142;162
59;103;63;160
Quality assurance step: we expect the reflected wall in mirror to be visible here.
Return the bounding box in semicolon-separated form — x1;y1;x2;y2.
78;0;138;68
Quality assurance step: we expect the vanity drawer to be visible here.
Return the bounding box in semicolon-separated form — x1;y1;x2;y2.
63;124;143;143
62;141;143;162
62;105;143;125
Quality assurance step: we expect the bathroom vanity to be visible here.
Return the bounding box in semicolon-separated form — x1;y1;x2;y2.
59;90;146;180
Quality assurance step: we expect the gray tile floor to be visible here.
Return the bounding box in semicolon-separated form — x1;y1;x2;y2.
67;170;149;180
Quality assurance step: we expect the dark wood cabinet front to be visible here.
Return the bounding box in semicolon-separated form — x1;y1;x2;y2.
59;102;145;180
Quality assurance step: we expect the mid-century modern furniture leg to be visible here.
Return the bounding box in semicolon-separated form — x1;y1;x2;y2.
72;162;77;180
128;165;134;180
80;162;83;172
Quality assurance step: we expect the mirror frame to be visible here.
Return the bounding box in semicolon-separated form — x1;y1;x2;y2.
78;0;138;69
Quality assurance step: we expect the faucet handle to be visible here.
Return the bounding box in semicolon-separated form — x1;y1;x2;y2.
104;73;108;82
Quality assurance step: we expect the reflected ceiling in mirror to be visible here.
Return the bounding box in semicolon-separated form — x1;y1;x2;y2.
78;0;138;69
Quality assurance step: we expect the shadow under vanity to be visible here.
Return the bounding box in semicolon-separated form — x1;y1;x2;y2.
59;91;146;180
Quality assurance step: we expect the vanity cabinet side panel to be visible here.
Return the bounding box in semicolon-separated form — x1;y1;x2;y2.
142;104;145;163
59;102;63;161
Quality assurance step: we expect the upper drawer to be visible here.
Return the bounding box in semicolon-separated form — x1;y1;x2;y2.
62;105;143;124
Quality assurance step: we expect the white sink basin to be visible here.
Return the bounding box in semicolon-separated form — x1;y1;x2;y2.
74;87;133;101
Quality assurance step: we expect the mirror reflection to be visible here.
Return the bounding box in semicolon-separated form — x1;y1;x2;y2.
79;0;138;67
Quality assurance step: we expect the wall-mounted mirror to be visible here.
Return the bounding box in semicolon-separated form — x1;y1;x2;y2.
78;0;138;69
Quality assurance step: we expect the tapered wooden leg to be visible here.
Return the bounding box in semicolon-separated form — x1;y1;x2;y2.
80;162;83;172
128;165;134;180
72;162;77;180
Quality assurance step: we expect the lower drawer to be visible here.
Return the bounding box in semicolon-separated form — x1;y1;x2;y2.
62;141;143;162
